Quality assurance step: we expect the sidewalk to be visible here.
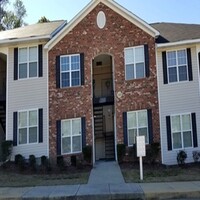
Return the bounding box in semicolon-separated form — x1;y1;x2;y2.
0;161;200;199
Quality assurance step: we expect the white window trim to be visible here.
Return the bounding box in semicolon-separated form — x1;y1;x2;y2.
60;54;81;88
124;45;145;80
171;113;193;150
166;48;188;84
61;117;82;155
18;46;38;80
127;109;149;147
18;108;39;146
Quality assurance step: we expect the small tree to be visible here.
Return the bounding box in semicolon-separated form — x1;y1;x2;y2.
38;16;50;23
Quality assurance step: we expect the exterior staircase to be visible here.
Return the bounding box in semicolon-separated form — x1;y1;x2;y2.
0;102;6;133
105;132;115;160
94;106;104;139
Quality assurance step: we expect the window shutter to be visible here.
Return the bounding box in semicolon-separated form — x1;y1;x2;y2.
162;51;168;84
144;44;150;77
192;113;198;148
14;48;18;80
56;120;61;156
38;108;43;143
166;116;172;151
13;112;18;146
81;117;86;148
187;48;193;81
80;53;84;85
38;45;43;77
123;112;128;146
147;109;153;144
56;56;60;88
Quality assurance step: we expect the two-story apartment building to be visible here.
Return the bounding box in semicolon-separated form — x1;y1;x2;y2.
0;0;200;165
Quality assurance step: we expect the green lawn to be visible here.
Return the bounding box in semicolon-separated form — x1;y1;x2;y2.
121;163;200;183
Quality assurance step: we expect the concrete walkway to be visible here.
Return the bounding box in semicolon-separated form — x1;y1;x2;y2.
1;161;200;199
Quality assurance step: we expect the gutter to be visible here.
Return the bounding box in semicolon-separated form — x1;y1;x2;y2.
0;35;51;46
157;38;200;48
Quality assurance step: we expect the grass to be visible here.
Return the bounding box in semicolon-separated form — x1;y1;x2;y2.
121;163;200;183
0;162;91;187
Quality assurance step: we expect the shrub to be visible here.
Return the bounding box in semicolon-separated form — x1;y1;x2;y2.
146;142;160;164
82;145;92;163
15;154;25;171
177;150;187;166
57;156;65;170
1;140;13;162
117;144;126;163
192;151;200;163
71;155;76;166
29;155;36;171
40;155;51;173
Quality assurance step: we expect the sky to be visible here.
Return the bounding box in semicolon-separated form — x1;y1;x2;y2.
8;0;200;25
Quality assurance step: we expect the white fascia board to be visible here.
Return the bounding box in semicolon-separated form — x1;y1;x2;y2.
157;39;200;48
0;35;50;46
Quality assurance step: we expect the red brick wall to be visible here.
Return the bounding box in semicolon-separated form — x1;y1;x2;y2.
48;2;160;161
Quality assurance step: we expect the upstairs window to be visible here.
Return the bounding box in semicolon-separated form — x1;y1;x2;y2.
167;49;188;83
56;53;84;88
60;54;80;87
162;48;192;84
14;45;43;80
19;47;38;79
124;45;149;80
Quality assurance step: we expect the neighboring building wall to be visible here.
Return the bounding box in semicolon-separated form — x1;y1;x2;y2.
157;44;200;165
49;3;159;161
6;43;48;159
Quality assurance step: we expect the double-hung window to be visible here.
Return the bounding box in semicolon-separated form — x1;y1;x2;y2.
18;46;38;79
18;109;38;145
124;45;146;80
127;110;149;146
60;54;80;88
171;114;192;149
167;49;188;83
61;118;82;154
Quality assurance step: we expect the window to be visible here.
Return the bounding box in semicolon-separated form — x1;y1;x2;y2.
171;114;193;149
60;54;80;88
167;49;188;83
127;110;149;146
125;46;146;80
18;46;38;79
61;118;82;154
18;109;38;145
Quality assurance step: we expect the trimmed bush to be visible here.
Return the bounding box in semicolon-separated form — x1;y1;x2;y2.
29;155;36;171
1;140;13;162
82;145;92;163
117;144;126;163
15;154;25;171
177;150;187;166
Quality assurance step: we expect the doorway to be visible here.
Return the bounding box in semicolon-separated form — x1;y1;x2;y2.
92;54;115;161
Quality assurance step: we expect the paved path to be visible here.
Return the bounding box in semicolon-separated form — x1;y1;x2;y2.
88;161;125;184
1;161;200;199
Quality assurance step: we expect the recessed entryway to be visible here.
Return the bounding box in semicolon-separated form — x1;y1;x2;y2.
92;54;115;161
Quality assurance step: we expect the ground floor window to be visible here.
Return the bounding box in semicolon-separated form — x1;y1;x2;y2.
18;109;38;145
171;113;192;149
127;110;149;146
61;118;82;154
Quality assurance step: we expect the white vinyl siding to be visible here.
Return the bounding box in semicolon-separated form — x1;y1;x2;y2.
157;45;200;165
6;44;48;159
124;46;145;80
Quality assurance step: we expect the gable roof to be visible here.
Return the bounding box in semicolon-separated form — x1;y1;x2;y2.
0;20;67;45
151;22;200;46
45;0;159;50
